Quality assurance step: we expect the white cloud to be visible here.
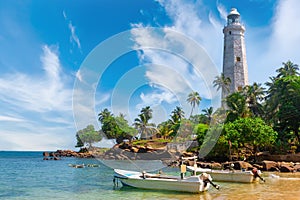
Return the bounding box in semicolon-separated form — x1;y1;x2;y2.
139;90;177;108
0;45;75;150
63;11;81;51
68;22;81;50
216;2;228;21
267;0;300;63
247;0;300;84
0;115;25;122
131;0;221;113
0;45;72;112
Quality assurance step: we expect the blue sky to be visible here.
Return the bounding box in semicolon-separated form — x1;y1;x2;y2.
1;0;299;151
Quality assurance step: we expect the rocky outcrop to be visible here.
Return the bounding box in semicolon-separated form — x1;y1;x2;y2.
43;149;94;159
262;160;279;171
257;153;300;162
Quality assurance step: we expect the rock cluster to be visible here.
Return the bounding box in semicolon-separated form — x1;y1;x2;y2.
261;160;300;172
43;149;94;160
98;143;178;165
43;145;300;172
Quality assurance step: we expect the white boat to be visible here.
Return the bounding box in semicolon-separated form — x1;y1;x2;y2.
114;169;216;193
187;166;263;183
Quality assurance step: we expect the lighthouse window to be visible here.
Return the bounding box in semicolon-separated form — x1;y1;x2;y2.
236;57;241;62
229;31;231;35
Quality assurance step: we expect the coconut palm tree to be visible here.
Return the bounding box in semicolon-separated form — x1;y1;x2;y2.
187;91;201;118
141;106;153;122
170;106;185;124
98;108;112;123
134;106;156;139
202;106;213;121
276;60;299;78
225;91;249;122
243;82;265;117
213;73;231;99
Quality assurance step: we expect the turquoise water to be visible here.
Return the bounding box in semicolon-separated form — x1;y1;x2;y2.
1;151;300;200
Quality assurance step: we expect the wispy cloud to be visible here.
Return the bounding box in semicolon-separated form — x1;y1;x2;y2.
0;45;75;150
63;10;81;51
130;0;222;116
246;0;300;83
0;115;25;122
0;45;71;112
216;2;228;21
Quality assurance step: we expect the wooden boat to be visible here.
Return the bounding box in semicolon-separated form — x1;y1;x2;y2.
113;169;216;193
187;166;263;183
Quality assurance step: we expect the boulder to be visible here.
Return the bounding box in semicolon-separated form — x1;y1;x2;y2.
131;146;139;153
262;160;278;171
294;163;300;172
234;161;253;170
253;163;263;170
279;165;295;172
211;162;222;170
43;152;49;157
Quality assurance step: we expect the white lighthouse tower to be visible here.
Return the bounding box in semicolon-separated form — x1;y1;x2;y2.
222;8;248;98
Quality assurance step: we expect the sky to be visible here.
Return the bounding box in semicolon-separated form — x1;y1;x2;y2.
0;0;300;151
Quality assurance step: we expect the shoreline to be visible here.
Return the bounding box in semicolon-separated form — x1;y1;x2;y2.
42;146;300;173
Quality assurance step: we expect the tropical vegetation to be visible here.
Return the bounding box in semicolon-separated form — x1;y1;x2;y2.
75;60;300;160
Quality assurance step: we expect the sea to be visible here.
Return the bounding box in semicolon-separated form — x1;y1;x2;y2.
1;151;300;200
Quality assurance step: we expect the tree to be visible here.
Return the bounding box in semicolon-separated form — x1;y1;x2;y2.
225;91;249;122
115;114;137;143
265;61;300;144
213;73;231;101
223;118;277;155
194;123;209;146
170;106;185;124
75;125;102;148
202;107;213;122
157;121;173;139
276;60;299;78
243;82;265;117
134;106;157;139
187;91;201;117
98;109;121;139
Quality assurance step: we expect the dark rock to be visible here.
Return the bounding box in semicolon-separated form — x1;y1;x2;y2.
253;164;263;170
269;166;280;172
43;152;49;157
279;165;295;172
211;162;222;170
294;163;300;172
262;160;278;171
234;161;253;170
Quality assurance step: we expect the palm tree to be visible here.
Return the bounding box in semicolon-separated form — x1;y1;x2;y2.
243;83;265;117
187;91;201;117
98;108;112;123
202;107;213;121
276;60;299;78
225;92;249;122
134;106;156;139
141;106;153;122
170;106;185;124
213;73;231;99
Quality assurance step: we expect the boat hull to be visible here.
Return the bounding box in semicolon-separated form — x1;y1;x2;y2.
187;166;257;183
114;169;210;193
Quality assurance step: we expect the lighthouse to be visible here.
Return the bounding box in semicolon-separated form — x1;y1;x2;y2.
222;8;249;98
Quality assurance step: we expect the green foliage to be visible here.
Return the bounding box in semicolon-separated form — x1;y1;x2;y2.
187;91;201;117
98;109;137;142
194;123;209;145
225;92;249;122
134;106;157;139
223;117;277;154
265;61;300;144
75;125;102;148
